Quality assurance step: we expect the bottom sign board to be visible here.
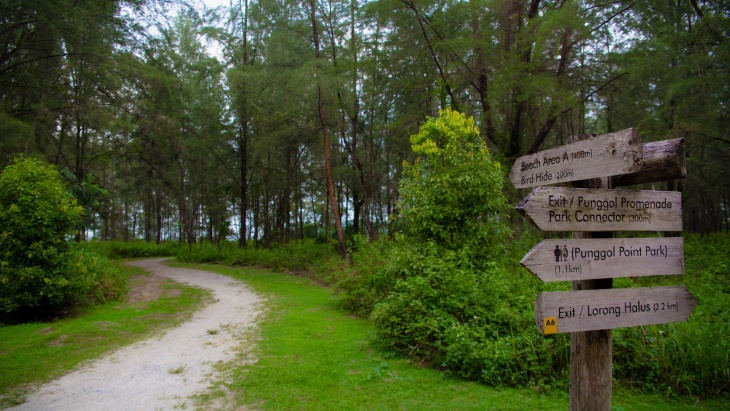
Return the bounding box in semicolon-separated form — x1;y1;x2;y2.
534;286;696;335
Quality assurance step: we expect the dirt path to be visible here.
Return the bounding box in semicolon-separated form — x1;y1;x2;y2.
9;259;261;411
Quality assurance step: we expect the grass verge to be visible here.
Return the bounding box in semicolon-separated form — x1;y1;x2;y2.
0;262;210;407
170;262;729;411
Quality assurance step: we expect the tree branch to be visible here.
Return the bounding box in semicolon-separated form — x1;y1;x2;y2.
400;0;460;111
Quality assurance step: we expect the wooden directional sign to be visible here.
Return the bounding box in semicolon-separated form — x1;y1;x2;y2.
521;237;684;282
516;186;682;232
534;286;696;335
509;128;643;189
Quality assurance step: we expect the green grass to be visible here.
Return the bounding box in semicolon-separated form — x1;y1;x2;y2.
171;262;729;411
0;263;210;407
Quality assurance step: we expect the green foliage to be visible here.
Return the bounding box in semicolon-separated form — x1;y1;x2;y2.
0;112;33;165
337;235;396;315
341;110;570;388
83;240;184;259
613;234;730;397
367;240;567;386
176;239;342;283
0;158;83;314
399;108;509;258
60;170;109;234
62;247;127;307
0;158;124;319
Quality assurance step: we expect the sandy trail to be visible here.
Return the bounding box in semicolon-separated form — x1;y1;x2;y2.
8;258;261;411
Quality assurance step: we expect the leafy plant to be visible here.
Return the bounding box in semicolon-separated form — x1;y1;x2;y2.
398;108;509;260
63;247;127;307
0;158;125;320
359;109;537;385
0;158;83;315
612;233;730;397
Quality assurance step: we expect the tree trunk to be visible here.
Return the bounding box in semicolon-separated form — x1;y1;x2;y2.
470;3;496;145
238;0;250;248
309;0;349;262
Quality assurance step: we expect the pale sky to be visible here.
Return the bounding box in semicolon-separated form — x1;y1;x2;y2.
199;0;229;10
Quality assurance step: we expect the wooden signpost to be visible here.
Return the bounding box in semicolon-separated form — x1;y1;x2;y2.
612;138;686;187
534;286;696;334
510;128;694;411
509;128;643;189
516;187;682;232
521;237;684;282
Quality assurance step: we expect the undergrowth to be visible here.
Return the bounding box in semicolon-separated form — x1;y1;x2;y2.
175;239;345;283
83;240;184;259
97;232;730;398
1;245;127;324
340;232;729;398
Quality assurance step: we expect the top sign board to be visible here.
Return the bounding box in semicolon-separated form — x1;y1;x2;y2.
509;128;643;189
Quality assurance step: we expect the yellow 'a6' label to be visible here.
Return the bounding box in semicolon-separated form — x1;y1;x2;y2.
544;317;558;335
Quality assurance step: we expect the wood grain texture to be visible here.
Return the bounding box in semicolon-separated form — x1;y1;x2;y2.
570;325;612;411
521;237;684;282
535;286;697;334
567;167;614;411
516;187;682;232
509;128;643;189
612;138;686;186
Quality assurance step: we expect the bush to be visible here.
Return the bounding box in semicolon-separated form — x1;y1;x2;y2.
64;246;127;307
0;158;84;314
0;158;125;320
368;243;496;360
362;239;569;387
613;233;730;396
337;235;396;315
398;108;509;260
345;109;559;385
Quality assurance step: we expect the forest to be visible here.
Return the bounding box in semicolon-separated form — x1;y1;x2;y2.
2;1;730;404
1;0;728;248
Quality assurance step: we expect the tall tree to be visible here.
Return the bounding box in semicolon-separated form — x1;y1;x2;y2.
309;0;348;260
594;1;730;233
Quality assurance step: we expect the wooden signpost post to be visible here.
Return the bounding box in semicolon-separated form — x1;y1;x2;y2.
511;129;694;411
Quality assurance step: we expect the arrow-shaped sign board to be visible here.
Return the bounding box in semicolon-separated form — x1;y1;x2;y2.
521;237;684;282
509;128;643;189
516;186;682;232
535;286;696;335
